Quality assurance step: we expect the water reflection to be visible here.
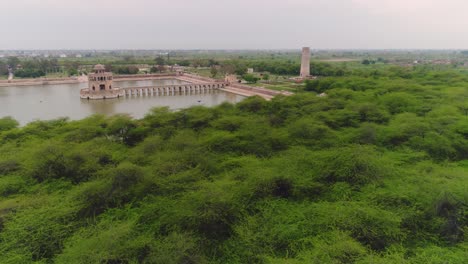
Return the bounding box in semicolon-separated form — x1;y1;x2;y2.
0;79;244;125
82;97;118;114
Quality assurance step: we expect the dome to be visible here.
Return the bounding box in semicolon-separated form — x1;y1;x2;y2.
93;64;106;71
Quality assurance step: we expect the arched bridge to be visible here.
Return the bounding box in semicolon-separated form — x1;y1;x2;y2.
121;82;227;97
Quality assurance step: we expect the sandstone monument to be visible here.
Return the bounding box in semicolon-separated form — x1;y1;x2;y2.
300;47;310;78
80;64;124;99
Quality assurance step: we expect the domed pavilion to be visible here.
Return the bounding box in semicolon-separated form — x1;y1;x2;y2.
80;64;124;99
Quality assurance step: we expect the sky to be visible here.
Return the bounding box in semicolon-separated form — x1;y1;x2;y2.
1;0;468;50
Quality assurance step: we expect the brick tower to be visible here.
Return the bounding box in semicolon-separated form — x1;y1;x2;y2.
300;47;310;78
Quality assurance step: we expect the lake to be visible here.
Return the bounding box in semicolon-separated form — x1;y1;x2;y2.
0;79;244;125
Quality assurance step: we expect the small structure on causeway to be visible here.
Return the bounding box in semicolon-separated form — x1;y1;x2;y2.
80;64;124;99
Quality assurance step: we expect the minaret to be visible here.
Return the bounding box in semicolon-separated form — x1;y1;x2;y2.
300;47;310;78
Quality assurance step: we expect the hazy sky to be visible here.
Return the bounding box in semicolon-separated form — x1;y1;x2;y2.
1;0;468;50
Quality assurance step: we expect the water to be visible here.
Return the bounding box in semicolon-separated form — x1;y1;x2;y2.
0;79;244;125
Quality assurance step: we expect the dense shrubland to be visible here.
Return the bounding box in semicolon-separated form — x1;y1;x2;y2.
0;68;467;263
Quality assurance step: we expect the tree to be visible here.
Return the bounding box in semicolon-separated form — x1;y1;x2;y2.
123;55;134;62
208;59;218;67
7;56;20;69
242;74;260;83
262;73;270;83
68;68;78;76
0;117;18;132
155;57;166;66
0;62;9;76
362;59;371;65
304;79;335;93
64;61;80;74
157;65;167;73
220;64;235;75
115;66;139;75
210;66;218;78
14;69;46;78
234;65;248;75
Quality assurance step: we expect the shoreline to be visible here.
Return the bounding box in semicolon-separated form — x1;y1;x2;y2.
0;73;183;87
0;78;83;87
0;74;88;87
0;73;291;100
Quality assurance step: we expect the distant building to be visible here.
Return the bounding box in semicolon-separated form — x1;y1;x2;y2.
247;68;254;74
60;54;67;58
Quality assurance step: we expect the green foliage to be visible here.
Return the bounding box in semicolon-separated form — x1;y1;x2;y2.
0;197;80;262
154;56;166;65
14;68;46;78
0;117;19;132
242;73;260;83
115;65;139;74
0;65;467;263
210;66;218;78
304;78;337;93
314;145;393;185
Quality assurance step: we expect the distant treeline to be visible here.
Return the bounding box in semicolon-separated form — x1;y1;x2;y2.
0;57;60;78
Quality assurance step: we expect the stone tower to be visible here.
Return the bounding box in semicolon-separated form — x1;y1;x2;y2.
88;64;113;93
300;47;310;78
